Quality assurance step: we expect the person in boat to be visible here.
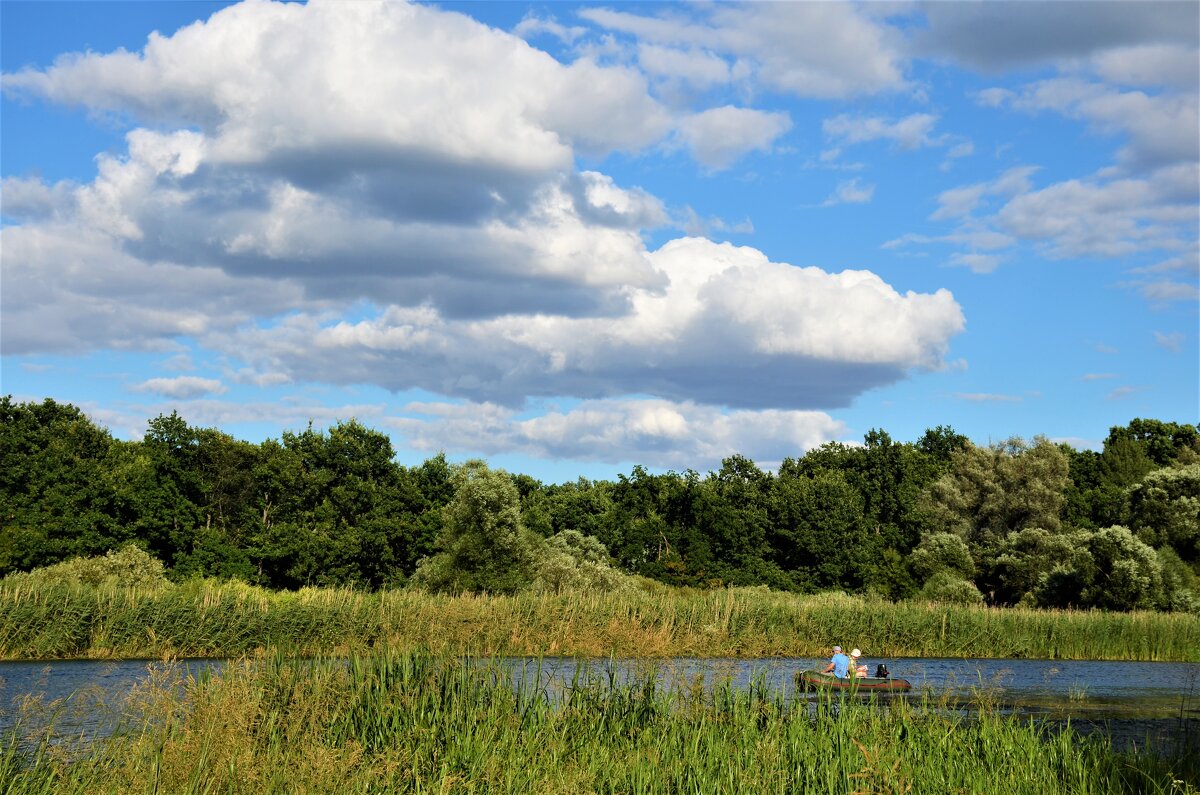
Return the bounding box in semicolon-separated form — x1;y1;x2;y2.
822;645;851;678
850;649;868;678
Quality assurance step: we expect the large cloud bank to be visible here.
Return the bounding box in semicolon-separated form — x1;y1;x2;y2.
2;0;970;467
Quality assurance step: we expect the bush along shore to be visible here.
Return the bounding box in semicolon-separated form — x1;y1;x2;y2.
2;579;1197;661
4;650;1196;794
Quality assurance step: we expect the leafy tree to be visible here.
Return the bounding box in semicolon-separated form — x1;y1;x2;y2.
410;460;543;594
692;455;774;585
865;549;918;600
1105;419;1200;467
1;544;168;589
0;397;125;573
533;530;629;594
918;572;984;605
1156;546;1200;613
783;432;943;555
1081;526;1165;611
909;533;975;584
980;528;1085;606
639;470;720;587
1126;464;1200;563
540;479;614;541
917;425;970;464
244;420;411;588
388;455;454;578
132;412;206;569
598;466;674;576
771;468;874;592
1038;527;1164;611
921;437;1069;552
1096;436;1156;489
1061;446;1126;530
854;430;940;552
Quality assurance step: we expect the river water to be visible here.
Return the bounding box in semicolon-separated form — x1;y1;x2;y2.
3;656;1198;755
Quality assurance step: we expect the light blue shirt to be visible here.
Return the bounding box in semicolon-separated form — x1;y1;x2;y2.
830;652;851;678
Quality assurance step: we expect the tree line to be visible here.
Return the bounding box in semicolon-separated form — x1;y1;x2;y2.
2;396;1197;611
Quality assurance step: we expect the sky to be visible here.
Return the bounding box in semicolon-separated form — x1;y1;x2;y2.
1;0;1197;482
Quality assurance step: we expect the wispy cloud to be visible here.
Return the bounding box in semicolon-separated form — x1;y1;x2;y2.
821;178;875;206
953;392;1022;403
1106;385;1148;400
130;376;228;399
1153;331;1185;351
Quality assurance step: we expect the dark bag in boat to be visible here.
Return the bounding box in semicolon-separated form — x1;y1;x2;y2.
875;664;889;678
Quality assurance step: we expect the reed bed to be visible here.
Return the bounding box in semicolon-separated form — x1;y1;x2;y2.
3;650;1196;794
1;580;1197;661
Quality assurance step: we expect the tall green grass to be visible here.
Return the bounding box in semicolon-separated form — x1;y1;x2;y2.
3;650;1196;794
1;580;1197;661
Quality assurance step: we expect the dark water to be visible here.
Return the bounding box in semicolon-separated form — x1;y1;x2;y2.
3;657;1197;755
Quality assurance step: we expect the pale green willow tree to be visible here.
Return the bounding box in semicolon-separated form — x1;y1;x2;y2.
1126;463;1200;563
533;529;630;594
917;571;984;605
1041;526;1165;611
410;460;543;595
909;532;975;583
411;461;627;595
920;437;1070;551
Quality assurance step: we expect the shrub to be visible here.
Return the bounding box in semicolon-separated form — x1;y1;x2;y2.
533;530;630;594
1;544;168;589
910;532;975;583
918;572;984;605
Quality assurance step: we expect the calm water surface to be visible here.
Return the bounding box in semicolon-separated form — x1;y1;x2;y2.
3;656;1197;753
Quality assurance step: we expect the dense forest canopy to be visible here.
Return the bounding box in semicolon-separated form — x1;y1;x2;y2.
2;396;1197;612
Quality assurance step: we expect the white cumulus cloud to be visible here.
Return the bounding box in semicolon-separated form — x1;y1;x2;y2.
386;397;847;470
674;106;792;169
131;376;228;399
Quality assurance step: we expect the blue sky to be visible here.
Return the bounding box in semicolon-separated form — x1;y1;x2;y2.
2;0;1197;482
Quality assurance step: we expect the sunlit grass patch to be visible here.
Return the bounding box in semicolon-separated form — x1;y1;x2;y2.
1;579;1198;661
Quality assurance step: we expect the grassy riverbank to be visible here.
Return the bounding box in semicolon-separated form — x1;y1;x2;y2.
2;579;1197;661
4;650;1196;794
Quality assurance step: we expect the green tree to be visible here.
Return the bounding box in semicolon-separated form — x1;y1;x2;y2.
1156;546;1200;613
1105;419;1200;467
782;432;943;556
917;572;984;605
917;425;970;464
921;437;1070;552
909;532;975;584
0;397;125;573
980;527;1085;606
1126;463;1200;563
1037;526;1164;611
533;530;629;594
1061;446;1126;530
597;466;674;577
691;455;775;586
771;468;874;592
1082;526;1165;611
1096;436;1155;488
410;460;543;594
244;420;411;588
132;412;206;569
